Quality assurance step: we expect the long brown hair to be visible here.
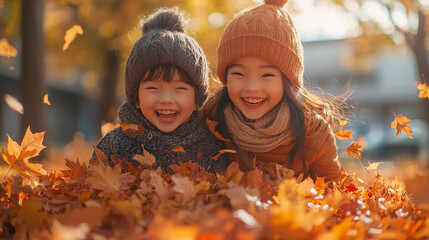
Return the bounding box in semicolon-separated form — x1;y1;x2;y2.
203;71;349;176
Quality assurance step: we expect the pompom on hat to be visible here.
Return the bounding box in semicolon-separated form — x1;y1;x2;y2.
125;8;209;107
217;0;304;88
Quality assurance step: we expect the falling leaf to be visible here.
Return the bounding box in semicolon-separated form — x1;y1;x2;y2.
391;108;413;139
0;39;17;57
4;94;24;114
120;121;144;135
346;140;364;159
43;93;51;106
365;162;384;172
171;145;186;153
339;119;347;126
211;149;237;161
206;118;230;142
101;122;120;137
417;75;429;100
335;127;353;140
1;127;47;178
62;25;84;51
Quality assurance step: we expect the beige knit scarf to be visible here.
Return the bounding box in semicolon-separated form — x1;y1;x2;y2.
224;100;293;153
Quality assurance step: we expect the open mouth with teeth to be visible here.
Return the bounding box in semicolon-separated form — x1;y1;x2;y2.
241;97;267;105
156;110;178;121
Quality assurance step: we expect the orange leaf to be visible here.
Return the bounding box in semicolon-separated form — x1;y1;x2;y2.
391;110;413;139
206;118;229;142
62;25;84;51
4;94;23;114
43;93;51;106
0;39;17;57
211;149;237;161
171;145;186;153
335;127;353;140
417;83;429;100
1;127;47;178
86;164;121;197
120;121;144;135
339;119;347;126
346;140;364;159
101;122;119;137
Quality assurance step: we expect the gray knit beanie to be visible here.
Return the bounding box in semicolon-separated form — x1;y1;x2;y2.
125;7;209;107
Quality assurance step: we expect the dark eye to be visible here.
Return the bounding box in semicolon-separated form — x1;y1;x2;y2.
176;87;188;90
145;87;157;90
262;73;275;77
231;72;244;76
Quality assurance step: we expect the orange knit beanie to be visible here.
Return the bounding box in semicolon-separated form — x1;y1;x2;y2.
217;0;304;88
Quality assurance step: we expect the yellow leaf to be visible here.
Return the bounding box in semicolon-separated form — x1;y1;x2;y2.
206;118;230;142
62;24;84;51
339;119;347;126
211;149;237;161
171;145;186;153
0;39;17;57
391;110;413;139
1;127;47;178
43;93;51;106
365;162;384;172
4;94;23;114
193;181;211;195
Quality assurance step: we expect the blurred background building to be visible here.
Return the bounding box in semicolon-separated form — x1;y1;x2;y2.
0;0;428;164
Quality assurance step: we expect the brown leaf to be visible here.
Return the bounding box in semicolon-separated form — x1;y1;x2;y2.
206;118;230;142
61;159;88;179
172;175;195;202
211;149;237;161
391;109;413;139
120;121;144;135
62;25;84;51
132;144;156;167
43;93;51;106
0;39;17;57
4;94;23;114
86;164;121;197
171;145;186;153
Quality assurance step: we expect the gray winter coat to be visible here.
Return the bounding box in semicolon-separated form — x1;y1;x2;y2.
94;102;229;173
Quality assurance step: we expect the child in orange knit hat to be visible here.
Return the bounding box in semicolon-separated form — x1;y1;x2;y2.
203;0;347;182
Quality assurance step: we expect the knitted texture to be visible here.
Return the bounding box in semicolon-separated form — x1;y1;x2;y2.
217;0;304;88
125;8;209;107
94;102;230;174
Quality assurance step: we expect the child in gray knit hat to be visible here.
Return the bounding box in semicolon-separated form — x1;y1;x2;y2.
94;7;229;174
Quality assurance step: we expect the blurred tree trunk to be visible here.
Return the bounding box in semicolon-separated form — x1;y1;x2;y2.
407;11;429;147
20;0;46;138
99;50;119;125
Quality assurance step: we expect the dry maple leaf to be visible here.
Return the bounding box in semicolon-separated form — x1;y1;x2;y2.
4;94;23;114
391;108;413;139
335;127;353;140
120;121;144;135
1;127;47;178
132;144;156;167
43;93;51;106
346;140;364;159
171;145;186;153
86;164;121;197
171;175;195;202
0;39;17;57
212;149;237;161
206;119;230;142
62;24;84;51
418;83;429;99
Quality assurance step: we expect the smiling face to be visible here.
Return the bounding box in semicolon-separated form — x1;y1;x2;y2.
226;57;284;120
137;68;196;133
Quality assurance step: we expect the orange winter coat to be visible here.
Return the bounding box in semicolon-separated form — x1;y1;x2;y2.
202;97;344;182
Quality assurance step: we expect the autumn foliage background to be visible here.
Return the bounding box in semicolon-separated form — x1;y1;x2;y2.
1;0;429;239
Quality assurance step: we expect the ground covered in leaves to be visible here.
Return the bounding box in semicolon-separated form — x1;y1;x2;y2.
0;128;428;240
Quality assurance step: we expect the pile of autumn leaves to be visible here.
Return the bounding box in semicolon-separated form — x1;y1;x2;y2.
0;127;428;239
